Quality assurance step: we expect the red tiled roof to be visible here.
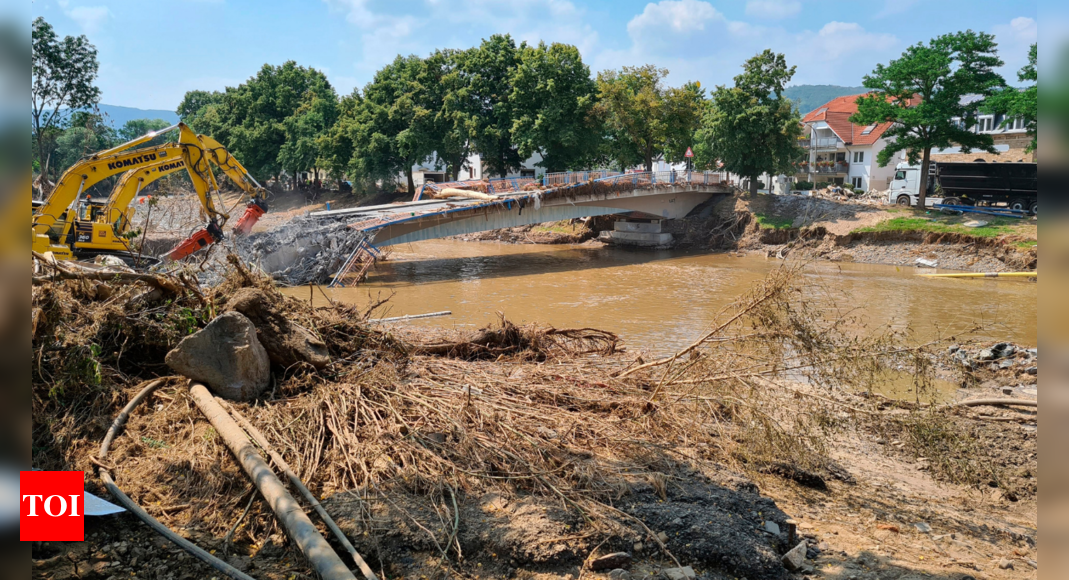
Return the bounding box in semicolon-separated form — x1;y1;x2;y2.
802;93;902;146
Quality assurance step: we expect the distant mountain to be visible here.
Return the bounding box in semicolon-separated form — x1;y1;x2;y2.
782;85;867;116
59;104;180;128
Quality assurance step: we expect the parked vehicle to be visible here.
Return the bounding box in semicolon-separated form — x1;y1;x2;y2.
887;161;1037;214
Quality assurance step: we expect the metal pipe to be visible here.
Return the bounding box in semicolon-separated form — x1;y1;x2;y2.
189;383;356;580
221;401;379;580
370;310;452;323
97;379;257;580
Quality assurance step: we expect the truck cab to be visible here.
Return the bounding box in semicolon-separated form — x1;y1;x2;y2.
887;163;941;207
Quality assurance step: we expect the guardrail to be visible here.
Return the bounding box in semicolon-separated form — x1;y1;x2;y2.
414;169;726;201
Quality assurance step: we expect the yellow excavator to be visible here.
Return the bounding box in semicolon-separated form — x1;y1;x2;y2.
32;123;267;264
80;134;268;259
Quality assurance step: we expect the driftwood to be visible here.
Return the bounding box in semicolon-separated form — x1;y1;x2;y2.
432;188;500;201
189;383;356;580
32;250;181;293
222;400;378;580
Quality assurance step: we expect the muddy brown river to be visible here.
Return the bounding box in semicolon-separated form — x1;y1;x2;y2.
290;240;1037;359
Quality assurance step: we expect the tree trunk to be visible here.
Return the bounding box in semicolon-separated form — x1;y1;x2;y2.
916;147;931;209
406;167;415;196
749;175;759;197
644;148;653;173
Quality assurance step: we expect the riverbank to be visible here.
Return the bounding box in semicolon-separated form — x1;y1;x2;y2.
32;258;1037;580
457;192;1038;274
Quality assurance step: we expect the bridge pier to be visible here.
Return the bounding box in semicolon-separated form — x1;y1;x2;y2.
600;219;674;248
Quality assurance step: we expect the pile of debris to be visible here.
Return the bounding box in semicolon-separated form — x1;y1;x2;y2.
235;214;373;286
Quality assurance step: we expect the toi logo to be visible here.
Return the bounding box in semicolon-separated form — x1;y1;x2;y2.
20;471;84;541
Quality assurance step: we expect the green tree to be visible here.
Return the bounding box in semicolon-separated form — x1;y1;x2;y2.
317;92;362;189
851;31;1005;207
695;50;802;195
462;35;523;178
510;42;602;172
984;43;1037;152
118;118;173;147
31;16;101;180
53;111;117;186
422;48;474;180
279;87;339;188
595;65;702;172
349;55;440;196
177;61;335;185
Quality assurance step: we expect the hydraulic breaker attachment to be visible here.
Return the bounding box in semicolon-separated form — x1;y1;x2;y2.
163;221;224;262
233;198;268;236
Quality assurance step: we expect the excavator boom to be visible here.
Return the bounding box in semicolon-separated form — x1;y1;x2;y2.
32;123;228;261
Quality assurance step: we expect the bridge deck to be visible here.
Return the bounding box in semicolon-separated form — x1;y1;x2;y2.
310;170;733;244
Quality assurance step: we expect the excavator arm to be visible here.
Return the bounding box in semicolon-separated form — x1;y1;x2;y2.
32;123;225;260
197;134;269;235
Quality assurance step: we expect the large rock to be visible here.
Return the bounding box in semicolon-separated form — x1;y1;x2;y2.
165;311;270;401
781;540;807;572
223;288;330;370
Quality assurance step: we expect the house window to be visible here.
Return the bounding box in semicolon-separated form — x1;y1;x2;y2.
468;166;474;179
852;177;863;189
852;151;865;163
861;123;877;135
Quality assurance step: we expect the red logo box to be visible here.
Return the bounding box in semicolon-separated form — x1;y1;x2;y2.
20;471;84;541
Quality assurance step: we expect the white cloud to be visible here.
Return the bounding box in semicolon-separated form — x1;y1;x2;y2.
628;0;722;37
807;21;898;59
66;6;109;35
745;0;801;20
993;16;1037;80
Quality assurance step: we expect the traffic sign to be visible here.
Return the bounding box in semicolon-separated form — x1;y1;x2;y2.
684;147;693;158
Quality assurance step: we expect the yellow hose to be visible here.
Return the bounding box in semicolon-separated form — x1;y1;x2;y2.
920;271;1037;278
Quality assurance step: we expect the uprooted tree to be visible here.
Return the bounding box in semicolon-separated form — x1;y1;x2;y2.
851;30;1006;208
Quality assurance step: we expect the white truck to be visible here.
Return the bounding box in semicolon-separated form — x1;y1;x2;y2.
888;161;1038;214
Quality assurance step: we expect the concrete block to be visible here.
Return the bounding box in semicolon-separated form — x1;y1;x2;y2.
614;220;662;233
608;231;674;247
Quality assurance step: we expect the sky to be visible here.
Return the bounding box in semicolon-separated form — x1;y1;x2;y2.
29;0;1041;111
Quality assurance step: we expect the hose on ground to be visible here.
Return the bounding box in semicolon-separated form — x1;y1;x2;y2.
97;379;259;580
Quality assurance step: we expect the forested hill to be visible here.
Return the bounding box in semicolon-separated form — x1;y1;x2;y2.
782;85;866;116
58;104;180;128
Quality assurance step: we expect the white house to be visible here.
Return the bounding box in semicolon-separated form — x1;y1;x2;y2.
793;93;906;191
411;152;545;188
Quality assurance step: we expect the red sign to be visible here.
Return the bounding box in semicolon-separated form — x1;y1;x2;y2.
684;147;694;158
20;471;84;541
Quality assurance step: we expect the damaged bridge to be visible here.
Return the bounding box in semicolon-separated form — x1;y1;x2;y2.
248;171;733;286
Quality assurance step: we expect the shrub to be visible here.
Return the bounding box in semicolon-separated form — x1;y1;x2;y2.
815;181;831;189
853;188;865;195
795;181;814;190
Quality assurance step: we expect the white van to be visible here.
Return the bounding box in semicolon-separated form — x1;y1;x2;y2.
887;163;942;207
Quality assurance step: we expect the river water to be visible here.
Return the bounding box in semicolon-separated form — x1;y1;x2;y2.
292;239;1037;358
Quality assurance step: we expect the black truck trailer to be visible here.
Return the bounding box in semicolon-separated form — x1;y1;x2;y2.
929;161;1037;214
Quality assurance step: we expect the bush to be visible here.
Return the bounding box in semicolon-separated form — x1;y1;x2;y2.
853;188;865;195
795;181;814;190
814;181;831;189
756;181;765;189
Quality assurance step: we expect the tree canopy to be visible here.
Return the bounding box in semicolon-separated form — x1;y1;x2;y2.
32;16;100;181
851;30;1005;206
695;50;803;195
595;65;702;172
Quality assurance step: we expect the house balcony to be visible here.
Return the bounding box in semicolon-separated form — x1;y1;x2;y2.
798;137;843;151
803;164;850;174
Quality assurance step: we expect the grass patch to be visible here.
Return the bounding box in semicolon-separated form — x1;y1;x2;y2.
531;221;580;235
1014;240;1038;249
754;213;794;230
852;215;1022;238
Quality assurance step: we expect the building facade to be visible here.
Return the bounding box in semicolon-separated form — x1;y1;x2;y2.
795;94;901;191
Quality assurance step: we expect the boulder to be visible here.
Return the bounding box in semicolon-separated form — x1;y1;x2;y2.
224;287;330;369
165;312;270;401
781;540;807;571
662;567;695;580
